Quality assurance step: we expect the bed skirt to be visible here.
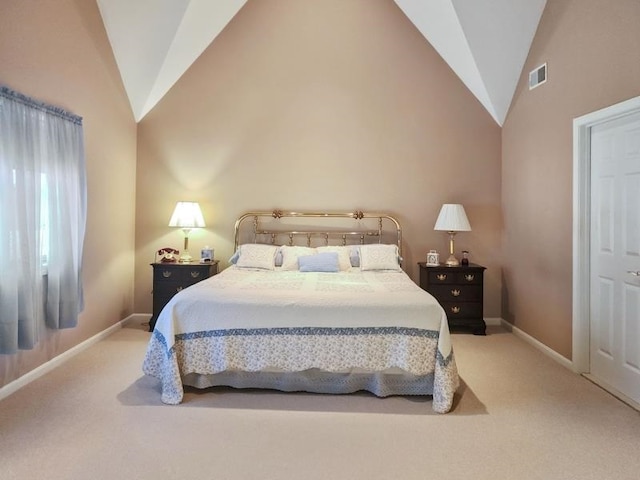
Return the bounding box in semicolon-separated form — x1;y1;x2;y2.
182;369;437;398
143;329;458;413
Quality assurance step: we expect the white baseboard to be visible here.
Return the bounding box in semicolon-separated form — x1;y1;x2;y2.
484;317;502;326
126;313;153;330
0;314;144;402
500;319;573;370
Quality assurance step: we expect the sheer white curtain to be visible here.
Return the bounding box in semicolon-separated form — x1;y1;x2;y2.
0;86;86;354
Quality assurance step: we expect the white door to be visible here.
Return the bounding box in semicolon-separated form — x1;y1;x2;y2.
590;111;640;405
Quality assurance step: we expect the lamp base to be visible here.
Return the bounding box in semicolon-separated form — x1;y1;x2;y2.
179;231;193;263
178;252;193;263
444;231;460;266
444;254;460;266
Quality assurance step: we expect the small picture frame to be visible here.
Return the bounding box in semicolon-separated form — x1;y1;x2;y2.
200;247;214;263
426;250;440;266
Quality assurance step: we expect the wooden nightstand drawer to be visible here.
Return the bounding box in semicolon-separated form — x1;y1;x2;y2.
418;262;486;335
153;282;187;296
440;301;483;319
154;267;176;283
153;265;212;284
455;271;482;284
427;271;456;284
428;284;482;302
182;267;207;284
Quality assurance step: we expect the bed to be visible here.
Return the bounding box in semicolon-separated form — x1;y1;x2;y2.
142;210;459;413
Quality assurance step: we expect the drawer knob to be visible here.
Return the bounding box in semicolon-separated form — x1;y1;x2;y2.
464;274;475;282
162;271;172;278
436;274;447;281
451;306;461;314
451;289;460;297
176;286;183;293
190;271;201;279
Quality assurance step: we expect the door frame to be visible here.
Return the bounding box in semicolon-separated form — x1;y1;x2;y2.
572;95;640;373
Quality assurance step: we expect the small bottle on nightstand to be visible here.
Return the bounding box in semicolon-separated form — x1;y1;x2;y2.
461;250;469;266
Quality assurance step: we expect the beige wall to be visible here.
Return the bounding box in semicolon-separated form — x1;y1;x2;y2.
2;0;637;391
0;0;137;387
134;0;503;316
9;0;634;390
502;0;640;358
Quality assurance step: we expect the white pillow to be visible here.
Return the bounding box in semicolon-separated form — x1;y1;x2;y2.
316;246;352;271
279;245;316;270
235;244;279;270
359;244;401;271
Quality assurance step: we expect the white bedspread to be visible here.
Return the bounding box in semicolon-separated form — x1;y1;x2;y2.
143;266;459;412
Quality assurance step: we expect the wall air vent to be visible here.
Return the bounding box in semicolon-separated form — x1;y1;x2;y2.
529;63;547;90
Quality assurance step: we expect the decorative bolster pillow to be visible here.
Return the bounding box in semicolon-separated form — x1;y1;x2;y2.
349;245;360;267
229;248;241;264
298;252;340;273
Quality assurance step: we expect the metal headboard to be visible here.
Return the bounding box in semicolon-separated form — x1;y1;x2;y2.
234;209;402;257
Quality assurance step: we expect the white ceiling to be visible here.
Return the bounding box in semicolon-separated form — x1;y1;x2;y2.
96;0;547;125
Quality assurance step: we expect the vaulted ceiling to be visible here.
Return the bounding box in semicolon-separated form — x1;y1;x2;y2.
96;0;547;125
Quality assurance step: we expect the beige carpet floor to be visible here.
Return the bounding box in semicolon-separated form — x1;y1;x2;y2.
0;322;638;480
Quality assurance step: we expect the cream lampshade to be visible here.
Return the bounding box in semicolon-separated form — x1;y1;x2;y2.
434;204;471;266
168;201;206;263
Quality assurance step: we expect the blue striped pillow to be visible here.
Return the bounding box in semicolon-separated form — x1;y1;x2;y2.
298;252;340;272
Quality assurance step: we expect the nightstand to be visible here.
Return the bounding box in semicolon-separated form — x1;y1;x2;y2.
418;262;486;335
149;261;219;331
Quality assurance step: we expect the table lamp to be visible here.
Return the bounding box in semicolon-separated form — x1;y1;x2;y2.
434;204;471;266
168;201;205;263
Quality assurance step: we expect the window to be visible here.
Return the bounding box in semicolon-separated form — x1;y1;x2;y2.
0;86;87;354
8;170;49;267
